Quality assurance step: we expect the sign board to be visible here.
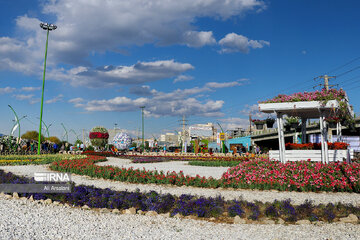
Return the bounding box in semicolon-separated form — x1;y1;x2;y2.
219;133;225;141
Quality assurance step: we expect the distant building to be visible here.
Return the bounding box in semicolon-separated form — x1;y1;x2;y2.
189;123;216;141
228;128;246;138
159;133;179;145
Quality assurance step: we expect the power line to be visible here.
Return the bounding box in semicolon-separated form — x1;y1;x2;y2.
326;56;360;75
336;65;360;78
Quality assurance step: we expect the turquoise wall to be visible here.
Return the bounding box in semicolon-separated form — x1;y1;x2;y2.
208;136;252;152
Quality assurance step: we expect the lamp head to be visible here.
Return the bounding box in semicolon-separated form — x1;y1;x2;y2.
40;22;57;31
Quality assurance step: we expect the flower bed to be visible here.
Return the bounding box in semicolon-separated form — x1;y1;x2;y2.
131;158;170;163
0;154;86;166
82;151;115;157
222;158;360;192
1;169;359;223
50;156;360;193
188;161;242;167
285;142;349;150
119;155;256;163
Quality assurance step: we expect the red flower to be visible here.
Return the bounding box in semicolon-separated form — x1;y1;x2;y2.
89;132;109;139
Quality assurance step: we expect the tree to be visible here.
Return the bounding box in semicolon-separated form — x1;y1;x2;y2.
74;139;83;146
46;136;61;145
21;131;44;143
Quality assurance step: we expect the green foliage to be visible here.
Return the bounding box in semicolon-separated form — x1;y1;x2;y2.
90;126;108;133
285;116;300;124
0;154;86;166
74;139;83;146
21;131;44;142
90;138;108;148
46;136;61;145
85;145;94;151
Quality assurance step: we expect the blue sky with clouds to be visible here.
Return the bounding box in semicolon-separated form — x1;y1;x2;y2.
1;0;360;142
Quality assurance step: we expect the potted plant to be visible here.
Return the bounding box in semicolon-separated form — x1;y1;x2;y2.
285;116;300;129
252;119;266;130
324;116;340;128
265;117;275;128
284;123;291;132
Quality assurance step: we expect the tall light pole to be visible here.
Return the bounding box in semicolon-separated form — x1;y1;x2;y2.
38;22;57;155
140;106;145;152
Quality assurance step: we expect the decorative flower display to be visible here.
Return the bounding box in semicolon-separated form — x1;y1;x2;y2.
285;142;349;150
51;156;360;193
259;89;347;103
89;132;109;139
222;158;360;192
252;119;266;124
89;126;109;148
2;168;360;223
324;116;340;123
112;132;132;150
285;116;300;124
259;89;355;128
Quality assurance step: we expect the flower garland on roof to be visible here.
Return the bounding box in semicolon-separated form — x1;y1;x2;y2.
259;89;346;103
259;89;355;127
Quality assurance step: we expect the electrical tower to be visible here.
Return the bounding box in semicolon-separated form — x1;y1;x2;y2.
179;115;188;152
140;106;145;152
249;114;252;135
314;75;337;90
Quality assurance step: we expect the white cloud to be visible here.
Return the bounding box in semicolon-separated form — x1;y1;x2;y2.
0;1;267;87
68;97;84;107
205;79;248;88
47;60;194;87
13;94;34;100
301;50;307;55
182;31;216;47
29;98;40;105
219;33;269;53
21;86;41;92
129;85;157;96
42;0;265;64
45;94;64;104
68;79;246;117
240;104;274;119
218;117;249;130
68;97;84;103
173;75;194;83
0;87;16;94
82;96;224;118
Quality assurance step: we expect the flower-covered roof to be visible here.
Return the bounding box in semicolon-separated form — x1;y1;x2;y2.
258;89;353;119
259;89;346;103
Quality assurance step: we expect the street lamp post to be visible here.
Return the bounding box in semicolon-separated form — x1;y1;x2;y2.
38;22;57;155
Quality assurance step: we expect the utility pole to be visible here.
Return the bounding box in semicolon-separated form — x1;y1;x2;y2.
140;106;145;152
314;75;336;90
82;129;85;145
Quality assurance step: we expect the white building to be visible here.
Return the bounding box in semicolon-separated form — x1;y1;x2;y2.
189;123;216;140
159;133;179;145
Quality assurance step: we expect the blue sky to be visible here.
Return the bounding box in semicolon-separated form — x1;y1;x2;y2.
1;0;360;142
